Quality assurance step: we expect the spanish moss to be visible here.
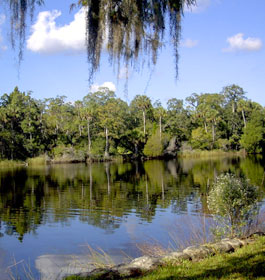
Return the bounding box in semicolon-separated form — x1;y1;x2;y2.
3;0;196;81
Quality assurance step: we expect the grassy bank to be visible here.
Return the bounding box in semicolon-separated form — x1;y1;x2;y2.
0;155;124;167
178;149;245;159
0;159;26;167
66;236;265;280
131;236;265;280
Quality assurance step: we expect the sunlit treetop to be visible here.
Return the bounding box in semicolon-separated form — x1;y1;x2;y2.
3;0;196;83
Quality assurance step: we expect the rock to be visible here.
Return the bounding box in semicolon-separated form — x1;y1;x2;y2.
110;256;161;278
221;238;244;249
239;239;251;246
164;137;178;157
114;264;143;278
183;245;214;260
210;242;234;253
161;252;191;264
128;256;161;270
61;237;253;279
75;268;121;279
247;231;265;238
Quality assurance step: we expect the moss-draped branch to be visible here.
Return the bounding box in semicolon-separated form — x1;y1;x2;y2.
3;0;196;80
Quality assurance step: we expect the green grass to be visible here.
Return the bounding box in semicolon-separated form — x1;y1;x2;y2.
0;159;25;167
133;236;265;280
65;236;265;280
27;155;47;165
178;149;244;159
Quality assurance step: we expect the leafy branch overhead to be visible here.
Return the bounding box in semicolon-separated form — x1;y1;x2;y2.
3;0;196;81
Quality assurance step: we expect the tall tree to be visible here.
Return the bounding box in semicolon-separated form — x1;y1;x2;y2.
166;98;189;143
153;100;166;141
222;84;246;114
130;95;152;138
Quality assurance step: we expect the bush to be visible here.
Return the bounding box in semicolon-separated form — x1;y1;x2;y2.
27;155;47;165
207;173;259;238
143;131;164;158
217;138;230;151
51;145;86;162
190;127;212;150
90;137;105;156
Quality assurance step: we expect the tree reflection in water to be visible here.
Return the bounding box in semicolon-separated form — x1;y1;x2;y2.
0;157;264;241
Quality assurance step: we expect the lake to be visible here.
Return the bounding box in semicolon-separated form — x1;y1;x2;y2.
0;156;264;279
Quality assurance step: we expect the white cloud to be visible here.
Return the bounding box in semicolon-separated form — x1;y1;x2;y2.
27;9;86;54
90;82;116;92
185;0;211;13
0;14;7;51
223;33;262;52
181;38;198;48
118;67;130;79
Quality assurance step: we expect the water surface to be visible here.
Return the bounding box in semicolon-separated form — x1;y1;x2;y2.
0;156;264;279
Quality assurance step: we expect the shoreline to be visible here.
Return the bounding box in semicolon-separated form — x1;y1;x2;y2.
0;150;253;167
64;233;265;280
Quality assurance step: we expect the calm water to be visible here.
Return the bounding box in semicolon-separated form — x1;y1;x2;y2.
0;156;264;279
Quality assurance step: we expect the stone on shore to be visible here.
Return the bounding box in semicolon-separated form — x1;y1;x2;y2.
183;245;214;260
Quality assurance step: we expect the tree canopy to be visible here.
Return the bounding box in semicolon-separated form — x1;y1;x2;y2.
3;0;196;81
1;84;264;161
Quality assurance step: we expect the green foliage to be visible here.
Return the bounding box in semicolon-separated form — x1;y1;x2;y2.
207;173;259;237
240;110;265;154
191;127;212;150
27;155;47;166
51;145;86;162
0;84;264;161
216;138;230;151
90;137;106;156
143;131;164;158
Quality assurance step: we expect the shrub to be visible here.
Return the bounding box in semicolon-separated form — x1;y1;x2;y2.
143;131;163;158
190;127;212;150
27;155;47;165
207;173;259;238
51;145;86;162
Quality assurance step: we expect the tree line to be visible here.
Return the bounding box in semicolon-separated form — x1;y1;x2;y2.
0;84;264;161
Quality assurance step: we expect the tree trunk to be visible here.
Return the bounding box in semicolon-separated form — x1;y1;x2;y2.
87;120;91;153
232;102;235;114
134;143;138;156
29;120;32;141
204;122;208;133
212;123;215;143
89;164;93;206
159;115;162;141
104;127;109;157
11;120;14;160
143;110;146;135
242;109;246;128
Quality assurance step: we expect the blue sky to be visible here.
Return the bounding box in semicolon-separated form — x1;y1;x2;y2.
0;0;264;106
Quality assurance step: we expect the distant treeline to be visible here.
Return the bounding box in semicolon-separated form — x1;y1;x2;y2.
0;85;264;161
